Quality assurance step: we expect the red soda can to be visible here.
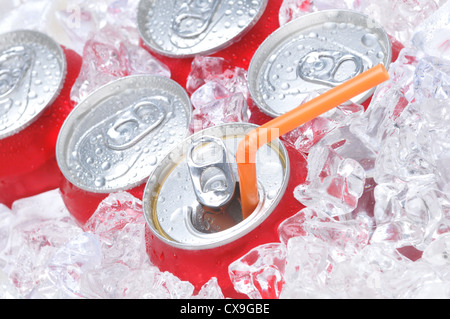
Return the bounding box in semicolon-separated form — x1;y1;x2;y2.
56;75;192;225
136;0;283;89
247;10;394;118
143;123;306;298
0;30;82;207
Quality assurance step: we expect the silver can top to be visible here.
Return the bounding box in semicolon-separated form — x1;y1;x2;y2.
56;75;192;193
137;0;268;58
248;10;392;118
0;30;67;139
143;123;290;250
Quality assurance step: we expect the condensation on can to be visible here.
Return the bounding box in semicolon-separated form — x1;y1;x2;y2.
137;0;268;58
248;10;393;118
143;123;291;297
56;75;192;201
0;30;67;139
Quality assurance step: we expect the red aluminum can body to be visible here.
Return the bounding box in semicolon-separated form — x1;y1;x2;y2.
0;41;82;207
143;124;306;298
138;0;284;88
56;75;192;225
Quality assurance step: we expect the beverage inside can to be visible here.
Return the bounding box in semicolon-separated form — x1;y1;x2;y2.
56;75;192;222
137;0;268;58
248;10;393;118
0;30;67;139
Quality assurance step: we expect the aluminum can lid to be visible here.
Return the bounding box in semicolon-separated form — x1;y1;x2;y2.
137;0;268;57
143;123;290;250
0;30;67;139
56;75;192;193
248;10;392;118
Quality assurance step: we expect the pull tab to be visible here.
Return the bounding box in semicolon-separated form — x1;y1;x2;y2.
298;51;364;87
187;135;236;209
105;97;171;151
0;46;33;98
172;0;219;38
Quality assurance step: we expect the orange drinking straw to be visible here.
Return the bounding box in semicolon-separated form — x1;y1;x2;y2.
237;64;390;219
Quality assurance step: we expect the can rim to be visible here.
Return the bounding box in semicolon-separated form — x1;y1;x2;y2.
0;29;67;140
248;9;393;118
56;74;192;194
143;123;291;251
137;0;269;58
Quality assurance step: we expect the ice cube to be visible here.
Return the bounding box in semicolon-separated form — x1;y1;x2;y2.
281;103;364;154
83;192;144;242
414;56;450;102
186;56;231;94
0;190;83;297
350;48;421;154
110;263;195;299
278;208;310;245
348;177;377;223
229;243;287;299
187;56;250;100
0;269;20;299
55;0;141;54
372;180;443;249
411;0;450;60
388;260;450;298
70;25;170;103
356;0;440;45
278;0;314;26
190;81;232;109
189;93;249;133
83;192;147;268
422;233;450;267
79;262;131;298
294;146;366;217
374;125;436;185
305;216;370;262
194;277;225;299
29;232;102;299
187;56;251;133
315;125;377;177
334;243;411;298
280;236;334;298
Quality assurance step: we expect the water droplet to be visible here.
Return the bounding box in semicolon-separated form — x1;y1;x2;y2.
361;33;378;47
101;161;111;171
323;22;337;30
148;155;157;166
94;177;105;187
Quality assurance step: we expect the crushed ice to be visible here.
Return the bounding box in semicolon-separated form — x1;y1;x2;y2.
1;0;449;299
